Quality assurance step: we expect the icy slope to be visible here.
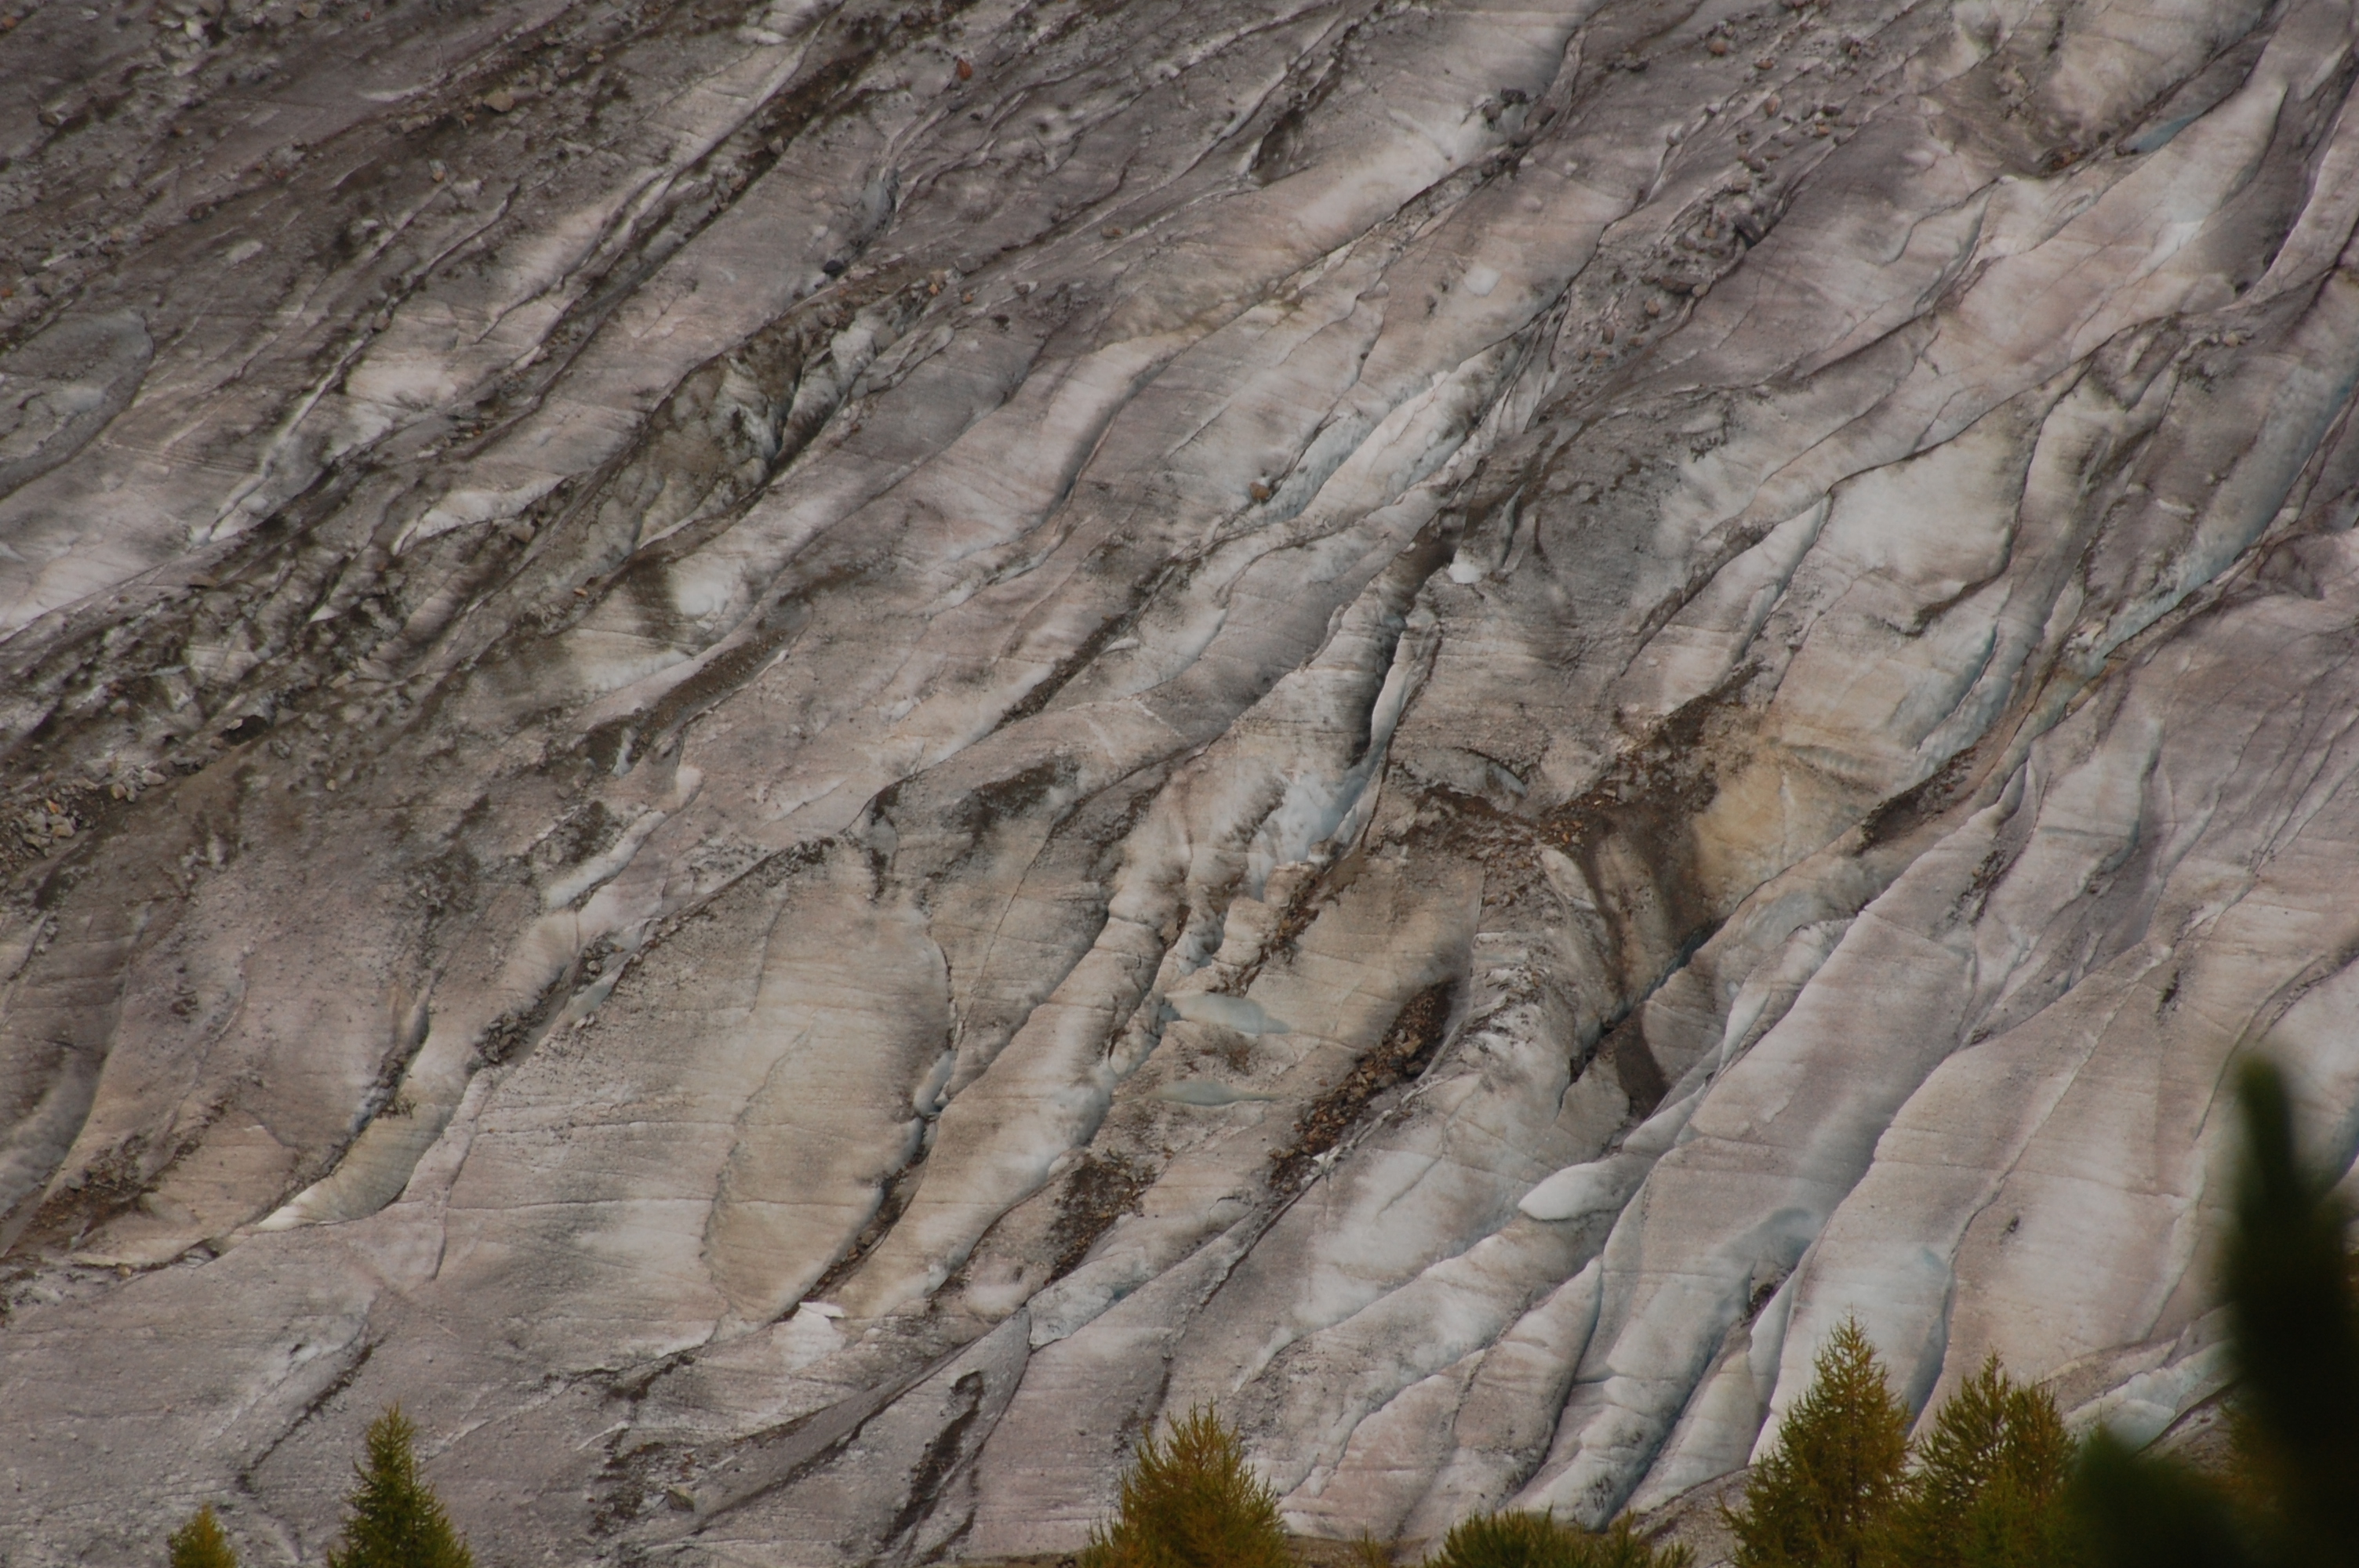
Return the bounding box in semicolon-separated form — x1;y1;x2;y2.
5;0;2359;1560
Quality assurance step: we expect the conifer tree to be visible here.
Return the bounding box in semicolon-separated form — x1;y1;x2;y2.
167;1504;239;1568
325;1406;474;1568
1724;1316;1910;1568
2216;1058;2359;1558
1426;1510;1692;1568
1080;1404;1292;1568
1576;1519;1694;1568
1888;1356;2081;1568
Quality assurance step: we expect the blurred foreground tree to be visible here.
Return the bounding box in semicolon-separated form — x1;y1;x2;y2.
2074;1058;2359;1568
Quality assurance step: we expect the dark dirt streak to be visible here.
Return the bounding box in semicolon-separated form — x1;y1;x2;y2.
5;1123;176;1269
479;0;979;434
882;1369;991;1553
5;0;748;359
988;563;1179;734
0;452;378;750
1266;978;1456;1192
2;1;996;826
666;1345;979;1534
803;1127;940;1305
233;1338;380;1493
1043;1150;1150;1283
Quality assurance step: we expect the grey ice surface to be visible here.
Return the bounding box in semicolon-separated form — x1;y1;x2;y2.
5;0;2359;1561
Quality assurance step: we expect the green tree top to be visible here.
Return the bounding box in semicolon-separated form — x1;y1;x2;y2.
1888;1356;2080;1568
1725;1316;1911;1568
168;1504;239;1568
1426;1509;1692;1568
325;1406;474;1568
1080;1403;1292;1568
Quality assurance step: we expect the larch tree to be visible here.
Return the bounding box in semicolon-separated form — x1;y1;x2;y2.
1725;1316;1911;1568
1080;1404;1292;1568
167;1504;239;1568
325;1406;474;1568
1888;1356;2081;1568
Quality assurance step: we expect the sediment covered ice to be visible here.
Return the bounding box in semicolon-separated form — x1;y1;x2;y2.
5;0;2359;1560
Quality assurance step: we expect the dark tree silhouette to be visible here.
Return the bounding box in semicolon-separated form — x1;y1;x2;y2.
2073;1058;2359;1567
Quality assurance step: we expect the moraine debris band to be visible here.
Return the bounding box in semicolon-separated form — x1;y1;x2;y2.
5;0;2359;1560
